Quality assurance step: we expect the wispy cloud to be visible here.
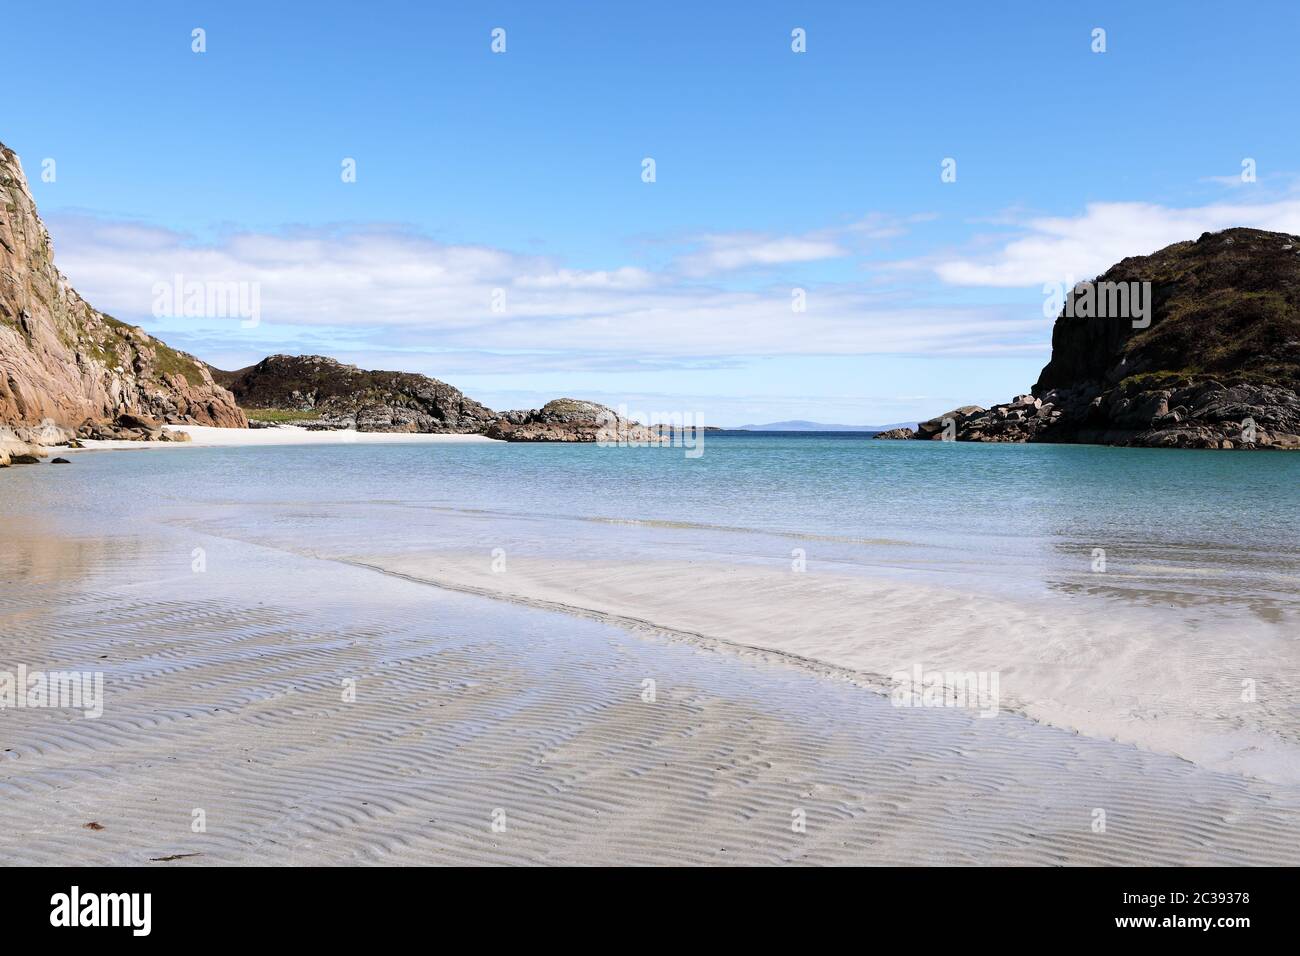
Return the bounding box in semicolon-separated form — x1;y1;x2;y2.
925;198;1300;287
669;213;932;276
48;213;1040;368
674;232;846;275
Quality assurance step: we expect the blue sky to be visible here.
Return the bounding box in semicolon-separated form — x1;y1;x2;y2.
7;1;1300;424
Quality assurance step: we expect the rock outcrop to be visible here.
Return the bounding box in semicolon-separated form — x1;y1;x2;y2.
914;405;985;441
211;354;497;433
872;426;915;440
0;141;246;441
79;412;192;443
882;228;1300;449
0;425;47;466
485;399;667;444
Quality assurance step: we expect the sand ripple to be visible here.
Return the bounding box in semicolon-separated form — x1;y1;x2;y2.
1;528;1297;865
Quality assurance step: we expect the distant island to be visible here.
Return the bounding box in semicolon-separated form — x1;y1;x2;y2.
735;420;917;432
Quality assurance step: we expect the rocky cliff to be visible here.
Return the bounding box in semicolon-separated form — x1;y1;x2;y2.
0;141;245;442
881;228;1300;449
212;354;498;433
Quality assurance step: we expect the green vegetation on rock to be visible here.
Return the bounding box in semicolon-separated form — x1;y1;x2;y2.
152;342;205;387
243;407;322;422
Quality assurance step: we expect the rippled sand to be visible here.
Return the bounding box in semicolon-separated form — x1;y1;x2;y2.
1;519;1298;865
347;551;1300;786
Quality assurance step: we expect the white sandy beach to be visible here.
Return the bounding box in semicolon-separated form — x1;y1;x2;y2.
77;424;501;450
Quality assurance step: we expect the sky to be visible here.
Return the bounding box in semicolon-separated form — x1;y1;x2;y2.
6;1;1300;426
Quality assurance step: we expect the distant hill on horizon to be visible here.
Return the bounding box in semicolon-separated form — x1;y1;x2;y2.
732;419;917;432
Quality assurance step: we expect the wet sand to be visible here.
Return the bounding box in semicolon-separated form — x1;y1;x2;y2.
2;514;1298;865
348;551;1300;786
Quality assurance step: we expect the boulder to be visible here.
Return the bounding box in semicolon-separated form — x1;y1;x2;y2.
0;425;47;466
115;412;161;432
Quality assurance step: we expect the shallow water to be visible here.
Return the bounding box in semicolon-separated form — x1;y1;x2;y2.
4;438;1299;783
11;434;1299;618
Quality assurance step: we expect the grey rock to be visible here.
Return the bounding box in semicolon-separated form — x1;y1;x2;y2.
872;427;916;440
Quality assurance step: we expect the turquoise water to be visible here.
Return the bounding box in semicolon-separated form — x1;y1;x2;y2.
7;433;1298;621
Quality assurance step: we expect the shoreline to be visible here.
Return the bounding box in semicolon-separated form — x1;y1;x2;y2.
75;423;502;450
336;550;1300;787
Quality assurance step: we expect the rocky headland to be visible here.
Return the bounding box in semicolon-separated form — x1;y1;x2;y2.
1;140;245;466
214;359;666;444
212;354;497;434
879;228;1300;449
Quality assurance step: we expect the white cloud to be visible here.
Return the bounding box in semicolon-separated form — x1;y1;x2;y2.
674;233;846;275
930;198;1300;287
48;213;1041;363
669;213;931;276
515;267;653;290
